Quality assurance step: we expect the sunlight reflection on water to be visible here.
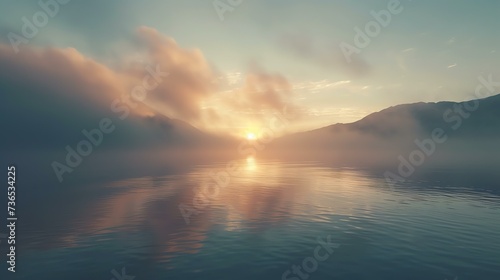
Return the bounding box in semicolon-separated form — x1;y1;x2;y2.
17;161;500;280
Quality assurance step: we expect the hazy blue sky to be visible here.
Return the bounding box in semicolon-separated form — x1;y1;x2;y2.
1;0;499;133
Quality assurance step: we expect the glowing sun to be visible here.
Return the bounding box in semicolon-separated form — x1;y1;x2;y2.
246;132;256;140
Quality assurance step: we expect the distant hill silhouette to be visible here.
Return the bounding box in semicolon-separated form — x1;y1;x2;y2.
265;94;500;169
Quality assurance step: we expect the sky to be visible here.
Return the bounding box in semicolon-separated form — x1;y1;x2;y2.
1;0;500;137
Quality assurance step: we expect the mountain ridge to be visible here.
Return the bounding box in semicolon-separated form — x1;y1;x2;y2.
263;93;500;169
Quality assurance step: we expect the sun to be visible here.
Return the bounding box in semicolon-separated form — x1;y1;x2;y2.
246;132;256;140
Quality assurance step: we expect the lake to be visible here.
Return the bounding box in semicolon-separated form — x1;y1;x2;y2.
12;159;500;280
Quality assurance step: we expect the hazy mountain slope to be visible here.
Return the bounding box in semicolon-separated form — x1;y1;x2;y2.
266;94;500;168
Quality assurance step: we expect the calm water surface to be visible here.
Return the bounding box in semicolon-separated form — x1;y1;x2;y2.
12;159;500;280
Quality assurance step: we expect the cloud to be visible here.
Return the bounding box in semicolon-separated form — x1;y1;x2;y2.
293;79;351;93
0;26;305;145
1;25;221;122
0;43;135;150
0;26;225;151
401;48;415;53
0;44;123;107
220;67;302;118
278;32;371;77
134;26;218;122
